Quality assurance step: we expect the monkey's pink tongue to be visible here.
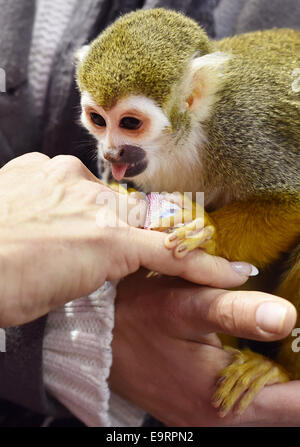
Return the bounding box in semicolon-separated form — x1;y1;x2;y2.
112;163;129;181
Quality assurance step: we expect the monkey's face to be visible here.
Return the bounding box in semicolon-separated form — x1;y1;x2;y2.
76;9;231;191
81;92;172;186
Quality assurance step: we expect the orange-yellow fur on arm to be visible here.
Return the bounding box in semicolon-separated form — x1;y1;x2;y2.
210;196;300;268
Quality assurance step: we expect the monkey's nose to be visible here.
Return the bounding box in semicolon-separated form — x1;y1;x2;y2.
103;150;123;163
104;146;146;164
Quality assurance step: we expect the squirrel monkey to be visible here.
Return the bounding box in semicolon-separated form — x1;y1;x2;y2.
75;9;300;416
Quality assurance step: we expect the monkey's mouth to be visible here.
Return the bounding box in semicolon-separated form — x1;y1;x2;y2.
111;159;148;181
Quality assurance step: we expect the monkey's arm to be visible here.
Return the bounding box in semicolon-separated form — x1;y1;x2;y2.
210;197;300;268
165;196;300;269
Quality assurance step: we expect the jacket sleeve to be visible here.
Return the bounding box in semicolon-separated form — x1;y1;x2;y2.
0;0;40;168
0;317;67;416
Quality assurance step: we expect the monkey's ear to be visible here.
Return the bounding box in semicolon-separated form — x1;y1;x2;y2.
182;52;229;119
73;45;91;67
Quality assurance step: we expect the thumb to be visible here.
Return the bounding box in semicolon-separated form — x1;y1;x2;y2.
182;287;297;342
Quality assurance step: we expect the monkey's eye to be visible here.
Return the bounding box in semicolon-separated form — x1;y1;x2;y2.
120;117;142;130
90;112;106;127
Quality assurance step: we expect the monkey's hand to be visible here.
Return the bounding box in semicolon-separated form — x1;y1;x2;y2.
152;193;216;258
164;216;216;258
212;347;290;417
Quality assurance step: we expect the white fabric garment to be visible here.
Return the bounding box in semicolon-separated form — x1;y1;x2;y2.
43;282;146;427
43;283;116;427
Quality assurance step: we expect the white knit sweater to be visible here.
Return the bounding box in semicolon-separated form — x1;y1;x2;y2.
29;0;145;426
43;282;145;427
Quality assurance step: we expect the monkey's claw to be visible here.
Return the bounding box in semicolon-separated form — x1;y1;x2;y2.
165;217;215;258
212;347;290;417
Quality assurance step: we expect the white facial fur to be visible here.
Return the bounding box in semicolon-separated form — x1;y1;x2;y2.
81;92;170;148
81;91;206;192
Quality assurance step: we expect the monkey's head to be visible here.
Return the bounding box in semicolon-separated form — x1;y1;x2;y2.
75;8;229;192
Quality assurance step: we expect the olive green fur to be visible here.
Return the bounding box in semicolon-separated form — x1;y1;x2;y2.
205;29;300;199
76;8;211;111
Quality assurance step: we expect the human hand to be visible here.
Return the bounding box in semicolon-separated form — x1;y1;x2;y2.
109;270;298;426
0;153;254;327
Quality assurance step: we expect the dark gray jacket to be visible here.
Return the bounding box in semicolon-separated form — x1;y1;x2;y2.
0;0;298;417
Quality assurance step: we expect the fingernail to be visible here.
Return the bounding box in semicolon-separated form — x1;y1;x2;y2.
230;262;259;277
177;244;187;253
168;234;177;242
256;302;288;333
